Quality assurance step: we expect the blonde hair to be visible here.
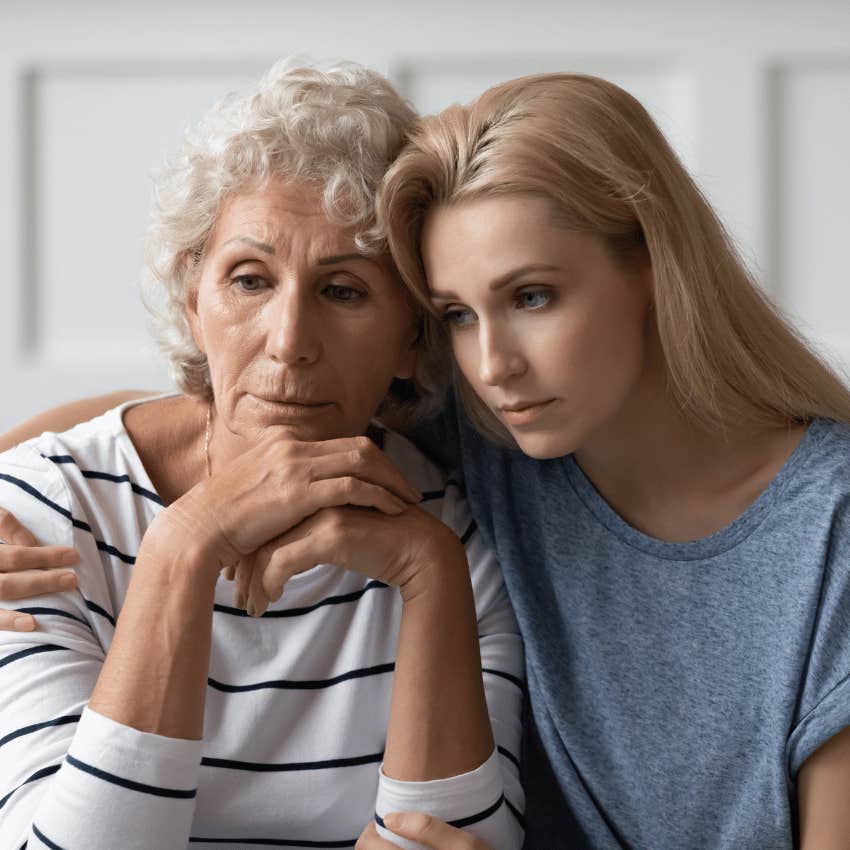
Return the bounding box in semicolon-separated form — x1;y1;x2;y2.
378;72;850;441
141;59;449;424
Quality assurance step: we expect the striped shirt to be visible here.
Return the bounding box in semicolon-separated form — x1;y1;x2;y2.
0;402;525;850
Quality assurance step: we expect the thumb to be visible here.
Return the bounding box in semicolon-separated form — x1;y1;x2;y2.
0;508;38;547
382;812;483;848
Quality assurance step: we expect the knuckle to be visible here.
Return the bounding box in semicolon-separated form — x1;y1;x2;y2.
352;436;373;457
267;548;287;573
274;439;296;460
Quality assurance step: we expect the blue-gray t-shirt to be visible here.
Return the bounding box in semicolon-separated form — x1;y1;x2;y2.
416;400;850;849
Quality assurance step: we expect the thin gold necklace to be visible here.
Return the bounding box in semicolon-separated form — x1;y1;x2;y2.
204;399;212;479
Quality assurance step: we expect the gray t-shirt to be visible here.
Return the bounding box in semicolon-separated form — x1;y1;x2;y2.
417;403;850;849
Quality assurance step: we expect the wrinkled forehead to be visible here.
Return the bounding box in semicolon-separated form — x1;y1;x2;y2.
208;179;358;256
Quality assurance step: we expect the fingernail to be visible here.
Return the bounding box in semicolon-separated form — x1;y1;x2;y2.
383;813;401;829
59;572;77;589
246;600;255;617
13;615;36;632
235;594;245;610
60;550;79;566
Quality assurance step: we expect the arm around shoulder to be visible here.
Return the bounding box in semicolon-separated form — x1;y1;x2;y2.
0;390;156;452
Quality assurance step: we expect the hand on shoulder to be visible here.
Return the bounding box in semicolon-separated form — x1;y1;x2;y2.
0;507;80;631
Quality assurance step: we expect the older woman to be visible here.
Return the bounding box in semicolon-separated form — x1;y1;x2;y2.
0;62;524;849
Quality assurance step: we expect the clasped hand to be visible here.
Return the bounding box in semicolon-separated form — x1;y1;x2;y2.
153;433;465;615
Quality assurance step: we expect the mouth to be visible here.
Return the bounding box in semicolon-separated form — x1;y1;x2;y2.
251;395;335;416
497;398;557;426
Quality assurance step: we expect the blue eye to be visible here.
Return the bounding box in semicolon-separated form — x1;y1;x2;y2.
324;283;365;302
233;274;267;293
442;307;477;328
515;290;551;310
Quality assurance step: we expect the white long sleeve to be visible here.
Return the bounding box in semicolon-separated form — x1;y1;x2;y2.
0;408;524;849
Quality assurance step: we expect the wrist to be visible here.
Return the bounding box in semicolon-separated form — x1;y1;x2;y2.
142;506;224;585
399;531;472;605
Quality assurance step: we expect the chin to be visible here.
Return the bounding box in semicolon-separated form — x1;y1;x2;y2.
510;428;579;460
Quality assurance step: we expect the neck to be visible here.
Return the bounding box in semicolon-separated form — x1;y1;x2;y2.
123;395;209;505
573;333;806;542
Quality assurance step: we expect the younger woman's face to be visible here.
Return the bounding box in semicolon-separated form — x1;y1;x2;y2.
421;195;654;459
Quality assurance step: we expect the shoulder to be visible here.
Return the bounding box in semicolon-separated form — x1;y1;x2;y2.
785;420;850;511
18;403;137;484
0;402;155;539
0;439;78;548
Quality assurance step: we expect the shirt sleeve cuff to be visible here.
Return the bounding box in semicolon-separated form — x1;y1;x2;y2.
375;748;504;848
67;705;203;794
787;672;850;780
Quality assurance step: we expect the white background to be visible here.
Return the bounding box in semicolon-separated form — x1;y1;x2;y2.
1;0;848;429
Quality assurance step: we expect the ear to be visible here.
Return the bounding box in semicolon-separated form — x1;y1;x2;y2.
183;254;206;355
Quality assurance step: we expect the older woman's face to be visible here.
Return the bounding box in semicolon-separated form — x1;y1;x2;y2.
187;178;417;444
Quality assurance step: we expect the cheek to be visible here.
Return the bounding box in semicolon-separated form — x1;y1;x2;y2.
565;302;647;400
334;331;405;404
202;300;262;376
450;332;481;385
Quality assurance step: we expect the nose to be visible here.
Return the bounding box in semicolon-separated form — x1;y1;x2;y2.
478;321;526;386
264;286;322;365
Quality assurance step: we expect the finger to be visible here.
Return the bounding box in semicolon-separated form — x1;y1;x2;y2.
0;508;39;547
221;564;236;582
355;821;398;850
0;544;80;572
0;608;37;632
247;556;272;618
383;812;485;849
234;558;252;611
259;534;328;604
309;444;421;504
307;477;409;518
0;568;77;601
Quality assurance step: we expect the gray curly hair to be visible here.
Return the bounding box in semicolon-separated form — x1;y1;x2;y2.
141;59;449;423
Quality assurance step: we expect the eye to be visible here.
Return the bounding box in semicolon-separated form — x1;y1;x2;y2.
323;283;366;302
232;274;269;293
442;306;477;328
514;289;551;310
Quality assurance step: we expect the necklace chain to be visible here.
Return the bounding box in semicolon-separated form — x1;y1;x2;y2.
204;399;212;479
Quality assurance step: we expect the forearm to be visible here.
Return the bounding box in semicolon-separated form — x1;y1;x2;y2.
0;390;155;453
798;726;850;849
89;519;217;739
384;542;494;781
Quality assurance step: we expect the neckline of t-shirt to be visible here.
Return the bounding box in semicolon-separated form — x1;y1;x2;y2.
103;394;335;587
561;419;829;562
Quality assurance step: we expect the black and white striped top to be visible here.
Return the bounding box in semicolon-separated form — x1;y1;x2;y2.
0;402;525;850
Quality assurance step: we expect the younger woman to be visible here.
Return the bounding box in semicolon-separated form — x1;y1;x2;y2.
369;72;850;848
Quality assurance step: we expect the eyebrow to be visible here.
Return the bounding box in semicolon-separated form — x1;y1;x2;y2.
430;263;561;299
317;252;377;266
222;236;276;255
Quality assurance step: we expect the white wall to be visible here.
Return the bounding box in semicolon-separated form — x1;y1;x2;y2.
1;0;849;428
